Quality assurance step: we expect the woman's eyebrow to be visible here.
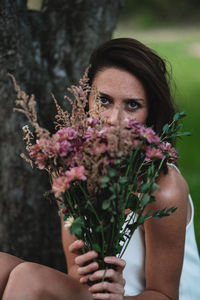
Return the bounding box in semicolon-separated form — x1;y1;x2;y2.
99;92;112;98
99;91;145;102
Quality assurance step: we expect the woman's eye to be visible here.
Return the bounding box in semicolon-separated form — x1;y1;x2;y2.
128;101;139;109
100;97;110;105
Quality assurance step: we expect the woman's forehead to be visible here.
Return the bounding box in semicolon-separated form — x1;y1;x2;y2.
92;67;146;100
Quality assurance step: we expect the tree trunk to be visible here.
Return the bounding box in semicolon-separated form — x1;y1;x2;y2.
0;0;123;271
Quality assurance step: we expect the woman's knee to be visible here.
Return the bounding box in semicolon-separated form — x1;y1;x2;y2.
0;252;24;298
3;261;92;300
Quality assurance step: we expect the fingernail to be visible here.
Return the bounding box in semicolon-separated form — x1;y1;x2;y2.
104;257;111;262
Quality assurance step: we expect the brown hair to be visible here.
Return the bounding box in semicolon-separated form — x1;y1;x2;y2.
88;38;176;140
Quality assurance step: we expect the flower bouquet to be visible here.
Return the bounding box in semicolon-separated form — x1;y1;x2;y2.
11;70;189;278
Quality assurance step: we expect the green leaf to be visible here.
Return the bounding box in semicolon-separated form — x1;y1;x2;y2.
92;243;101;253
126;194;139;210
100;183;107;188
114;182;121;193
110;215;115;223
173;113;179;121
109;186;115;193
151;183;160;193
177;123;183;131
166;207;177;214
70;216;85;238
138;216;145;225
152;210;159;218
109;194;117;201
140;194;151;206
70;223;82;238
152;215;162;219
60;202;65;209
101;176;110;183
119;176;128;184
162;124;169;132
95;225;102;232
179;111;186;118
138;182;151;193
63;214;69;221
102;199;111;210
144;210;151;219
181;131;191;136
108;169;117;177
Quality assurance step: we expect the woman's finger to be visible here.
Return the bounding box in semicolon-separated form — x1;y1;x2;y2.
92;293;122;300
78;262;99;276
104;257;126;272
68;240;85;255
88;269;124;284
75;251;98;267
89;281;124;294
79;275;90;284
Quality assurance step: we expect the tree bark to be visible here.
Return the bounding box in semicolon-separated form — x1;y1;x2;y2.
0;0;123;271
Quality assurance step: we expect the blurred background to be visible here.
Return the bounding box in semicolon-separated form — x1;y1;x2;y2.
114;0;200;251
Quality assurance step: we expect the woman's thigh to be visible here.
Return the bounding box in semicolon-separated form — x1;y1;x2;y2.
0;252;24;298
2;261;93;300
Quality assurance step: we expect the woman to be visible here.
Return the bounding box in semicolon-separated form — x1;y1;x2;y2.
1;38;200;300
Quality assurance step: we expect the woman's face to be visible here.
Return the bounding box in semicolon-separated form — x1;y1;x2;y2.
89;67;148;126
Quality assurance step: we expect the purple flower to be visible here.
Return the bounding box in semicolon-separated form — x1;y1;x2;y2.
59;140;72;157
159;142;178;163
87;118;99;127
125;118;141;131
145;146;165;162
139;127;160;144
55;127;78;141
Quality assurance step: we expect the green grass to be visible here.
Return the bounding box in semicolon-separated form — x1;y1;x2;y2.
114;25;200;252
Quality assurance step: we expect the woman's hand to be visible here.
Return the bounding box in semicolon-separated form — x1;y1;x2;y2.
68;240;99;283
88;256;126;300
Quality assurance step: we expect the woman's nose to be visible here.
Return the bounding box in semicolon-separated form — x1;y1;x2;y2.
106;107;122;126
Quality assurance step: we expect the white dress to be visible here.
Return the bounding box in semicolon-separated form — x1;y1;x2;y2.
121;164;200;299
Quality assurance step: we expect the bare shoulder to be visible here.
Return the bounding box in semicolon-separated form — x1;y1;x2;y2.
150;164;189;210
143;163;189;241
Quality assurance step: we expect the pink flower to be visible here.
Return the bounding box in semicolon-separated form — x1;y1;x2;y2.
59;140;72;157
52;176;70;198
71;137;83;151
95;143;108;154
87;118;99;127
139;127;160;144
145;146;165;162
125;119;141;132
159;142;178;163
84;128;94;141
65;166;87;182
35;152;48;169
64;152;83;168
30;143;40;158
54;127;78;142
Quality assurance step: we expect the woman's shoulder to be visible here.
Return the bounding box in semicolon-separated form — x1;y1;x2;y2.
150;163;189;210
